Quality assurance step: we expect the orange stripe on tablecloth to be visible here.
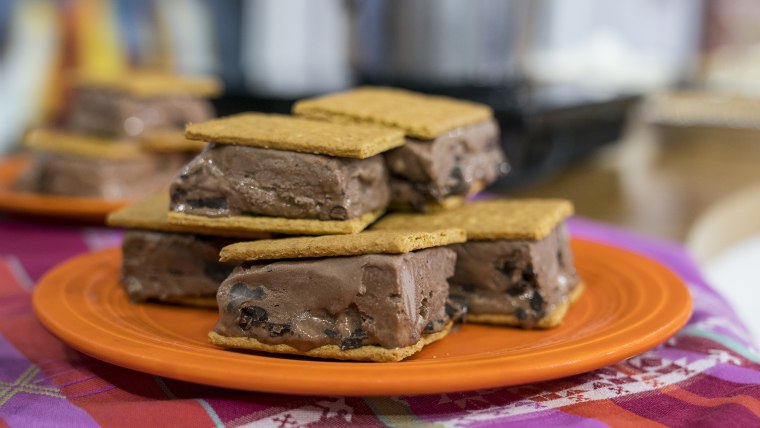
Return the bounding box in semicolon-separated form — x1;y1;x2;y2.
563;399;668;428
0;417;11;428
663;385;760;418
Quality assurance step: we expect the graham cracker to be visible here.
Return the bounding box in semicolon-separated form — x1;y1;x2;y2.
107;192;272;239
293;86;493;140
184;113;405;159
373;199;574;241
466;282;586;328
73;71;222;98
140;129;207;153
167;208;385;237
219;228;466;262
24;129;145;160
208;322;452;362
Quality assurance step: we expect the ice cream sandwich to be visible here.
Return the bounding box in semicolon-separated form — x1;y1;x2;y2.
294;87;509;211
209;228;466;362
168;113;405;235
373;199;582;328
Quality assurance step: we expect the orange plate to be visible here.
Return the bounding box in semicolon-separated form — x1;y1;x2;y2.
0;154;127;223
32;240;692;396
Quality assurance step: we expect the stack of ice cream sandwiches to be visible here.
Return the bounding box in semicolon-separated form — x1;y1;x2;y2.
16;71;220;200
108;86;582;362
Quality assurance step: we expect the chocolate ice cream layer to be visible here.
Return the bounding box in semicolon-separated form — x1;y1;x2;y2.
170;144;390;220
384;120;508;210
448;225;579;328
16;152;187;200
121;230;237;303
68;87;214;138
214;247;456;351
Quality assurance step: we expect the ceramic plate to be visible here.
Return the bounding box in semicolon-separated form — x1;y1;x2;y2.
32;240;692;396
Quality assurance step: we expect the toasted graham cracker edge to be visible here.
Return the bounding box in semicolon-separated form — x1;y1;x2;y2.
24;129;146;160
167;208;384;236
73;72;222;98
293;87;494;140
219;228;466;262
184;113;405;159
140;130;208;153
466;282;586;328
374;199;575;241
106;193;272;239
208;322;452;362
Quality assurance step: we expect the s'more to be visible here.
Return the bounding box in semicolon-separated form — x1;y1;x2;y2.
374;199;583;328
107;193;270;306
209;228;466;362
168;113;405;235
294;87;509;211
67;71;221;138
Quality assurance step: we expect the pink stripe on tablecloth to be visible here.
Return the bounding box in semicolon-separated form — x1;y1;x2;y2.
0;220;90;281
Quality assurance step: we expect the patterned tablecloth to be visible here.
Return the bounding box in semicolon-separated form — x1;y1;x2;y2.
1;216;759;427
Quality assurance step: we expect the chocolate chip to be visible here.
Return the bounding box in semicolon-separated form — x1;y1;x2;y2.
237;305;267;331
515;308;527;321
340;338;363;350
523;265;535;282
187;197;227;210
530;291;544;312
324;328;338;338
249;286;266;300
506;281;527;296
448;167;469;194
500;260;516;275
203;261;233;282
267;323;291;337
423;321;435;333
329;206;348;220
557;249;564;267
170;187;187;201
350;329;367;340
462;284;476;293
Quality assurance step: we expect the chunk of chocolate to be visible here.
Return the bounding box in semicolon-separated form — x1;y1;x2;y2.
67;87;214;138
447;225;579;328
170;144;390;220
384;120;508;210
214;247;456;351
16;152;188;200
120;230;237;304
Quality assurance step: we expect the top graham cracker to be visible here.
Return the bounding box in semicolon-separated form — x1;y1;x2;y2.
24;129;145;160
293;86;494;140
372;199;574;241
184;113;405;158
107;192;272;239
73;71;222;98
219;228;466;262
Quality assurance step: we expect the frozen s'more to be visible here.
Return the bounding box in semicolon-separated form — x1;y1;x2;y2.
294;87;509;211
67;71;221;138
17;129;187;200
209;228;466;362
168;113;405;235
107;193;270;306
374;199;582;328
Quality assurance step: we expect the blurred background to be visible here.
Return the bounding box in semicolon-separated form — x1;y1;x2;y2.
1;0;759;341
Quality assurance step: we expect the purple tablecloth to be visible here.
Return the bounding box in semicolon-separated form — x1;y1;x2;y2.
1;216;759;427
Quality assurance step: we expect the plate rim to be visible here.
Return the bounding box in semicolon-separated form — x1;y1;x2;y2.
32;239;693;396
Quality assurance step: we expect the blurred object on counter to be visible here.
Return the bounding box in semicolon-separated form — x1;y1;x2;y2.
0;1;58;154
645;91;760;130
527;0;703;92
698;0;760;95
240;0;353;98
